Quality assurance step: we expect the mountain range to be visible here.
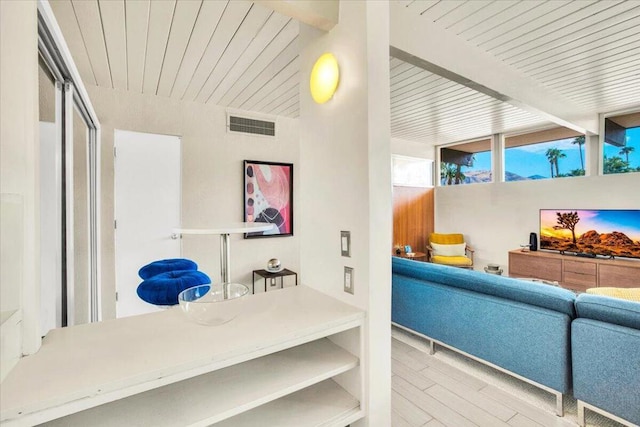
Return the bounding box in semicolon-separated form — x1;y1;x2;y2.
452;170;547;183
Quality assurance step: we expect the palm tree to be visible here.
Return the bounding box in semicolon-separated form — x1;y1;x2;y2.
620;146;635;164
603;155;629;174
554;150;567;177
440;162;457;185
545;148;557;178
572;136;585;171
454;164;463;184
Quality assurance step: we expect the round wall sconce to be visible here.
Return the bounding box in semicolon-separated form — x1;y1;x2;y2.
310;53;340;104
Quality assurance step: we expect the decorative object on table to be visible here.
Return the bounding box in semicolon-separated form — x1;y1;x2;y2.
267;258;283;273
243;160;293;238
426;233;474;268
137;270;211;306
137;258;198;280
394;245;402;255
404;245;412;254
520;243;531;252
484;264;503;275
529;232;538;251
397;251;427;260
178;283;249;325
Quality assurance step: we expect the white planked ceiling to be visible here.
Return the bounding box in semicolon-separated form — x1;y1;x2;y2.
50;0;300;118
396;0;640;144
50;0;640;144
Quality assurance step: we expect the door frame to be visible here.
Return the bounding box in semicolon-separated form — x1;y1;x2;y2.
37;0;102;327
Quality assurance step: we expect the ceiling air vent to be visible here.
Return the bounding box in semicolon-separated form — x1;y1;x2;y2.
228;115;275;137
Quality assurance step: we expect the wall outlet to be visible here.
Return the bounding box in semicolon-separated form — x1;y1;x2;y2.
344;266;354;294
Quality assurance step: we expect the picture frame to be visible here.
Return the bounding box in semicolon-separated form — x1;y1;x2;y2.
243;160;293;238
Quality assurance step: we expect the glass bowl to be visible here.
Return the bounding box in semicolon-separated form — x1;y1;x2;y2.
178;283;249;326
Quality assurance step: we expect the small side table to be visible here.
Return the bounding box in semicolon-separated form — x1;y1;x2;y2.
252;269;298;294
394;251;427;261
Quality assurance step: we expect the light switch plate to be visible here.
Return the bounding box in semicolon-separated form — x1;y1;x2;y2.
341;231;351;257
344;266;354;294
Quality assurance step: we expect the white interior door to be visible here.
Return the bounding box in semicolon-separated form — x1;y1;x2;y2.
114;130;181;318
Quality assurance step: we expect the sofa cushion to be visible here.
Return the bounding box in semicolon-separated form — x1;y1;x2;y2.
575;293;640;330
432;255;473;266
392;257;576;318
431;242;466;257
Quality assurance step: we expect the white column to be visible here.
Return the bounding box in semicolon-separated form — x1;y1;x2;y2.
299;1;392;425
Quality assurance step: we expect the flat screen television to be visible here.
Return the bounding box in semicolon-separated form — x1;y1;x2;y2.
540;209;640;259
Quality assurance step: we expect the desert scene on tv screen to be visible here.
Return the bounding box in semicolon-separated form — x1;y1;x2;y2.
540;210;640;259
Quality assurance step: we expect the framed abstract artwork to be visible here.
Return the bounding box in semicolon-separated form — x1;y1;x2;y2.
243;160;293;238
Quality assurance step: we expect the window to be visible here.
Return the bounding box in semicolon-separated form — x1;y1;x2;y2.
439;139;491;185
392;155;433;187
603;112;640;175
504;127;584;181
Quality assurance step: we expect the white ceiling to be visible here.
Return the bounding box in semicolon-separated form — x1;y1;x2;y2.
51;0;640;145
50;0;301;117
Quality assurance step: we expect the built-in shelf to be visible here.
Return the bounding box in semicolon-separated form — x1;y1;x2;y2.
213;379;362;427
42;339;358;427
1;286;365;426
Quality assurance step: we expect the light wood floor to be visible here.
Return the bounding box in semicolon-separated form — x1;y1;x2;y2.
391;336;624;427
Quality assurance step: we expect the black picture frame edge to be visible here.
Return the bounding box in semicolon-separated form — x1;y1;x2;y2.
243;160;294;239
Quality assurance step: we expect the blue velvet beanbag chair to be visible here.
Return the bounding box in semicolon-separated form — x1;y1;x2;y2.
137;270;211;306
138;258;198;280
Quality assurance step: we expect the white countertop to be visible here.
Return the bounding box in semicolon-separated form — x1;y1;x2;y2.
0;286;364;424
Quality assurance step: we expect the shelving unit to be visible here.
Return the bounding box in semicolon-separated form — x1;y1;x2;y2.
214;379;361;427
0;286;365;426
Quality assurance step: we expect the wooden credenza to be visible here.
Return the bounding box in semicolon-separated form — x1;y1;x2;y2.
508;249;640;292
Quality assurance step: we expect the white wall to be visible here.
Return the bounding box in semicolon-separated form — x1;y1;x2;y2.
299;1;392;425
435;172;640;272
391;137;435;160
0;0;41;380
86;85;299;320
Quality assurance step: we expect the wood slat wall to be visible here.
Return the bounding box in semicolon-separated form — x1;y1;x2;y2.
392;186;434;254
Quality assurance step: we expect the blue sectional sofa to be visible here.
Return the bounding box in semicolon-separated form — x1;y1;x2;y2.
392;257;640;424
572;293;640;427
392;257;577;416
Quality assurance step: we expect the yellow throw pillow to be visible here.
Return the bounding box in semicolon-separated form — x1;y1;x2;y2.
431;242;466;257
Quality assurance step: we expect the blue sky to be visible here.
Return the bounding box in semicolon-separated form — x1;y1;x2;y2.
463;127;640;178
